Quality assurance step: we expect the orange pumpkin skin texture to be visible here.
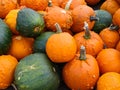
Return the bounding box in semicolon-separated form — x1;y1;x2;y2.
46;32;77;63
5;9;19;35
60;0;86;10
96;48;120;75
9;35;34;60
0;0;18;18
113;8;120;26
99;27;120;48
63;53;99;90
20;0;48;11
116;41;120;51
0;55;18;89
73;31;104;57
71;5;95;33
100;0;120;15
85;0;100;6
44;6;73;31
97;72;120;90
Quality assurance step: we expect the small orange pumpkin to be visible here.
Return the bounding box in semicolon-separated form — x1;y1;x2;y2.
100;0;120;15
9;35;34;60
46;23;77;63
71;5;97;33
99;24;120;48
96;48;120;74
73;22;104;57
0;0;18;18
63;45;99;90
0;55;18;89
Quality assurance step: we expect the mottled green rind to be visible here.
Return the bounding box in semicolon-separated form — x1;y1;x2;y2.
14;53;60;90
33;31;55;53
0;19;12;55
16;8;45;37
93;10;112;33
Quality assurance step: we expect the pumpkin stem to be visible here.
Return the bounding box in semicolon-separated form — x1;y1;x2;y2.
83;21;91;39
55;23;62;33
79;45;86;60
109;24;119;30
90;16;99;21
11;83;18;90
48;0;53;7
64;0;73;10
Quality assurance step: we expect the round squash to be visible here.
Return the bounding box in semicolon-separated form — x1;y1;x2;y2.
0;19;12;55
16;8;45;37
93;10;112;33
14;53;60;90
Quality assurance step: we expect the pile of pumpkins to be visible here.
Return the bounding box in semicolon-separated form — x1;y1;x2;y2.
1;0;120;90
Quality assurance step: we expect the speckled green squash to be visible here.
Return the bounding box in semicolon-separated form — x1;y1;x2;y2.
14;53;60;90
0;19;12;55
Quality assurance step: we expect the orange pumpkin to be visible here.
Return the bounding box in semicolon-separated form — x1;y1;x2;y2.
100;0;120;15
97;72;120;90
44;3;73;31
0;0;18;18
20;0;48;11
73;22;104;57
0;55;18;89
63;45;99;90
9;35;34;60
113;8;120;26
46;23;77;63
99;24;120;48
71;5;97;33
96;48;120;74
60;0;86;10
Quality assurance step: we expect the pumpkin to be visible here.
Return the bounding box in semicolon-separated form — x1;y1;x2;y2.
97;72;120;90
5;9;20;35
46;23;77;63
63;45;99;90
16;8;45;37
93;10;112;33
71;5;97;33
85;0;100;5
19;0;48;11
60;0;86;10
0;0;18;18
96;48;120;74
33;31;55;53
8;35;34;60
14;53;60;90
0;19;12;55
113;8;120;27
99;24;120;48
73;22;104;57
0;55;18;89
44;2;73;32
100;0;120;15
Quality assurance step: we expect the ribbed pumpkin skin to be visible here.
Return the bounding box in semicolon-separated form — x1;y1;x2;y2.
14;53;60;90
16;8;45;37
0;19;12;55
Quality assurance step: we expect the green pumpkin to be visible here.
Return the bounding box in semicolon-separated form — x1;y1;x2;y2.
16;8;45;37
14;53;60;90
0;19;12;55
93;10;112;33
33;31;55;53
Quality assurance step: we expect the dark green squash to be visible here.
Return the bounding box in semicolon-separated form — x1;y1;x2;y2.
16;8;45;37
33;31;55;53
92;10;112;33
0;19;12;55
14;53;60;90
